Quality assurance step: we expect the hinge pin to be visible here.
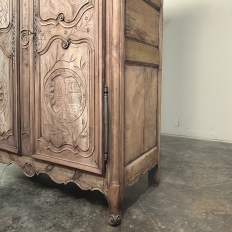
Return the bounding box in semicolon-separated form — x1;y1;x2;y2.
104;85;109;162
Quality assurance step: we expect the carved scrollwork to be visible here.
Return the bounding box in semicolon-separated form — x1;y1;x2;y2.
72;169;83;180
39;0;92;24
0;153;105;193
37;8;95;54
108;214;121;227
23;163;36;177
21;30;30;46
45;164;55;172
61;40;70;50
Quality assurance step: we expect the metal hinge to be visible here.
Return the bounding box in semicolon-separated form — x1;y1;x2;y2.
104;85;109;162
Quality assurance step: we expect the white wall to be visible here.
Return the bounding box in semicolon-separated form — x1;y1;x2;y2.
162;0;232;142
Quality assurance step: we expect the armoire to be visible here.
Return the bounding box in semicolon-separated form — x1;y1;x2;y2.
0;0;163;226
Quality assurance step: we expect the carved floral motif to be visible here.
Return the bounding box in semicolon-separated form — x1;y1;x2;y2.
45;68;86;123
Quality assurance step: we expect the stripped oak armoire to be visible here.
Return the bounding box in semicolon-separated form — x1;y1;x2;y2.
0;0;163;226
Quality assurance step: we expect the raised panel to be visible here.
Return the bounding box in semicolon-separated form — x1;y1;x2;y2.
126;0;159;46
125;65;144;165
144;67;158;151
33;0;104;174
125;65;158;166
0;0;19;153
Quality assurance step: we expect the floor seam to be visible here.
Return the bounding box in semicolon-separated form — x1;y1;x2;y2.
138;200;161;232
0;165;6;180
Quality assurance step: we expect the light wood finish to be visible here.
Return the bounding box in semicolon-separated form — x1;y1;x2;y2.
125;65;158;165
125;39;160;65
0;151;105;192
145;0;162;9
0;0;19;153
32;0;104;175
0;0;163;226
124;147;158;187
126;0;159;46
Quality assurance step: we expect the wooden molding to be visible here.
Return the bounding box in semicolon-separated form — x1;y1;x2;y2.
0;152;105;193
125;39;160;65
124;147;158;187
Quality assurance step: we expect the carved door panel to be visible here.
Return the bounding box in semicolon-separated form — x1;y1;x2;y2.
32;0;105;174
0;0;19;153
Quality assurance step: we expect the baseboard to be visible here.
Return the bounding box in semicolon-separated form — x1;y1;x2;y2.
161;128;232;144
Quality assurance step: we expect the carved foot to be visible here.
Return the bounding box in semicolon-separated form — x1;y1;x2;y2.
108;214;121;227
107;185;122;227
148;164;160;187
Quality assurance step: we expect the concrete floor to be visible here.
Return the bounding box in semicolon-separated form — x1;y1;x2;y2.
0;135;232;232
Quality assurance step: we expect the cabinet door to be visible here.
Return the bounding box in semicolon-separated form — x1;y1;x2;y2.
32;0;105;174
0;0;19;153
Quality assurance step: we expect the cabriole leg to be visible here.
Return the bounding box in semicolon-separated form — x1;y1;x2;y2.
107;185;122;226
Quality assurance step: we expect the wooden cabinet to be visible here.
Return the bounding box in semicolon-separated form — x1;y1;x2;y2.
0;0;163;226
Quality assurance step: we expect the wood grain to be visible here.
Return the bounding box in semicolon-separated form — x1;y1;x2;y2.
20;0;35;155
125;65;144;165
125;39;160;65
33;0;104;174
144;67;158;151
126;0;159;46
0;0;19;153
0;151;105;192
0;0;163;226
124;147;158;187
144;0;162;9
125;65;158;166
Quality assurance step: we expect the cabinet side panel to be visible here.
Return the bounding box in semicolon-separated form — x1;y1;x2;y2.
126;0;159;46
124;0;162;170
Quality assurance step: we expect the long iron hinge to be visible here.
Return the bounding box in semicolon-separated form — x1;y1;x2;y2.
104;85;109;162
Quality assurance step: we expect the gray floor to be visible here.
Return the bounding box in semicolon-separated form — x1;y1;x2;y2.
0;135;232;232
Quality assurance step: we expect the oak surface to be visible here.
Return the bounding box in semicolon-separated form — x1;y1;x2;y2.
0;0;163;226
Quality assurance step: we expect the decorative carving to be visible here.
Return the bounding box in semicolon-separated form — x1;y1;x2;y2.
0;58;10;139
72;169;83;180
12;7;15;70
108;214;121;227
37;8;94;53
45;68;86;123
34;0;38;68
45;164;55;172
21;31;32;154
0;0;9;28
23;163;36;177
0;152;105;193
33;0;103;174
0;67;7;114
39;0;90;22
0;3;18;151
21;30;30;46
107;185;122;226
37;41;92;157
